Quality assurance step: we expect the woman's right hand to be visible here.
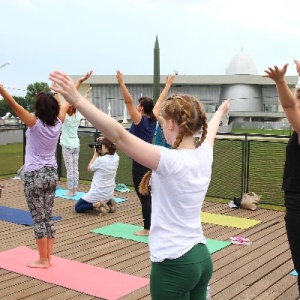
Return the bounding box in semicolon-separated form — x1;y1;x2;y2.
218;98;231;114
165;75;175;87
116;70;124;85
263;64;288;83
294;60;300;76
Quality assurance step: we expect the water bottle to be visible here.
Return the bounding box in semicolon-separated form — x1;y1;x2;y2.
206;284;211;300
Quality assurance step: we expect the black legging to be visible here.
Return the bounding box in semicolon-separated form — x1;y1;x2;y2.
284;192;300;295
132;161;151;230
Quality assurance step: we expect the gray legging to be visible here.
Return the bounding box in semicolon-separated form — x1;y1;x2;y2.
62;146;79;190
24;166;58;239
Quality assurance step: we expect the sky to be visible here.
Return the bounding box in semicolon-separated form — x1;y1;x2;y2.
1;0;300;96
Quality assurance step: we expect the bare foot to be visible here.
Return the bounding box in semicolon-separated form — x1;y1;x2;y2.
134;229;149;236
27;260;50;269
64;192;75;197
93;202;101;209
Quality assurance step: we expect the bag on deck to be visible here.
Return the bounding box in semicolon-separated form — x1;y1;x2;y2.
241;192;261;211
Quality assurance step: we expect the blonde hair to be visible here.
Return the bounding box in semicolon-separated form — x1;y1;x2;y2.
139;94;208;195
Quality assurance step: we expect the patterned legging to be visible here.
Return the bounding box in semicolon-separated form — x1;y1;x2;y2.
62;146;79;190
24;167;58;239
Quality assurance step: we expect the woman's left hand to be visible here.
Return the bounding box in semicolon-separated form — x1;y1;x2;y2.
49;71;79;105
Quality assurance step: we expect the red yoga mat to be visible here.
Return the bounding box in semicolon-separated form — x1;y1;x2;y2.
0;246;149;300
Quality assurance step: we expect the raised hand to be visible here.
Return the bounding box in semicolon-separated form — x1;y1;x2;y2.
294;60;300;77
49;71;79;105
79;70;93;83
116;70;124;85
165;75;175;87
218;98;231;114
263;64;288;83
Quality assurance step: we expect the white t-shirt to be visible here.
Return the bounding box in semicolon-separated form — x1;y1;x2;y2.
82;153;119;203
149;143;213;262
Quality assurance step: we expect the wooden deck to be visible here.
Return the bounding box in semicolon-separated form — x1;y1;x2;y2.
0;178;298;300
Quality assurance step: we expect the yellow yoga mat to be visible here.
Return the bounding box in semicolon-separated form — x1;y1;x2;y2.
201;212;261;229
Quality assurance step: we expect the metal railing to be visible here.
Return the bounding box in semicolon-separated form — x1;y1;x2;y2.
0;126;289;206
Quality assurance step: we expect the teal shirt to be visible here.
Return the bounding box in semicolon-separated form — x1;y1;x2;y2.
60;111;82;148
154;123;171;148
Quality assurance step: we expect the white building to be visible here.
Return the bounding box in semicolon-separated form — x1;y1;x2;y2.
71;50;298;129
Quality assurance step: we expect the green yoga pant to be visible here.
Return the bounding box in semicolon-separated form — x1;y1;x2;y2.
150;243;213;300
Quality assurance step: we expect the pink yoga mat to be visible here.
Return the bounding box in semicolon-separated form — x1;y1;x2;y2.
0;246;149;300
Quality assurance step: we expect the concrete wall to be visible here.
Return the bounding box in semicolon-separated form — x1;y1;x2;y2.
0;129;23;145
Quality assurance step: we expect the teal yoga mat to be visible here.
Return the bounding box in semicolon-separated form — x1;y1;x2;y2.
55;188;127;203
291;270;298;276
55;188;85;201
91;222;231;254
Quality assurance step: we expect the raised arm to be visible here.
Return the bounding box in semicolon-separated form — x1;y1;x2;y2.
0;85;36;127
153;75;175;124
75;70;93;90
116;70;141;124
85;87;92;99
263;63;300;134
87;148;99;173
53;91;70;123
205;98;231;147
58;99;70;123
49;71;160;171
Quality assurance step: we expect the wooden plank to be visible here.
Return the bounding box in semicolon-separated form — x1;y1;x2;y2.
0;178;297;300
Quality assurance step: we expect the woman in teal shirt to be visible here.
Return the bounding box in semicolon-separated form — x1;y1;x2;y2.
59;71;92;196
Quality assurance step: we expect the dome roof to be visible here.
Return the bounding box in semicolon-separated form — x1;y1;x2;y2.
225;50;258;75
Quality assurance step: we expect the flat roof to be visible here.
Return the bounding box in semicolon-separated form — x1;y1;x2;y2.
70;74;298;86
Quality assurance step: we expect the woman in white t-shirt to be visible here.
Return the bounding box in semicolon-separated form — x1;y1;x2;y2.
75;137;119;214
50;70;230;300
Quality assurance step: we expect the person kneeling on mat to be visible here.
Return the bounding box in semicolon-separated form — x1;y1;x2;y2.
75;137;119;215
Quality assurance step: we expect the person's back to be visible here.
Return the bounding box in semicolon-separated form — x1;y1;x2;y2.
84;152;119;201
129;114;156;144
25;118;62;172
75;137;119;214
150;144;212;261
49;70;231;300
60;111;81;148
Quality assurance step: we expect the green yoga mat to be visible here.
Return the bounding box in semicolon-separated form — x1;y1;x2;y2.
91;222;231;254
201;212;261;229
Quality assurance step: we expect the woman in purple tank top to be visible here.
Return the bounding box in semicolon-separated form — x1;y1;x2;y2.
0;84;69;269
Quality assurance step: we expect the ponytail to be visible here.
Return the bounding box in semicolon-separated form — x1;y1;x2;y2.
139;170;152;195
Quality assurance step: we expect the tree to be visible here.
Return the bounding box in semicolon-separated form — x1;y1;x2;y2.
25;82;51;112
0;82;52;117
0;96;26;118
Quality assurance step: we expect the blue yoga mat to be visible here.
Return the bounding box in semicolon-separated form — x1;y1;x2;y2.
55;188;127;203
55;188;85;201
0;206;62;226
291;270;298;276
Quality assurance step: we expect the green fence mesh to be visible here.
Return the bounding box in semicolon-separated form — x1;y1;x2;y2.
0;128;289;206
247;138;287;205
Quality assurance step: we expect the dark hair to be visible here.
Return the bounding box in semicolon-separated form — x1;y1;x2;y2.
35;92;60;126
101;137;117;155
138;97;155;121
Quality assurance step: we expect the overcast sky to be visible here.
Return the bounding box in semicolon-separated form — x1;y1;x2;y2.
1;0;300;96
